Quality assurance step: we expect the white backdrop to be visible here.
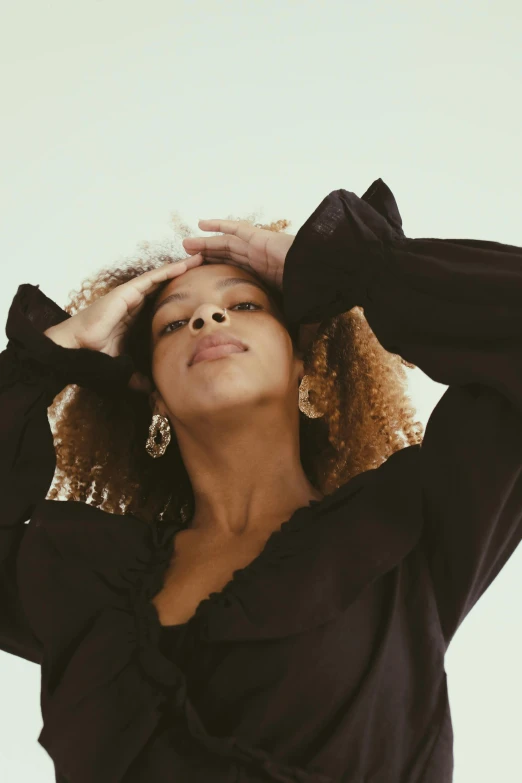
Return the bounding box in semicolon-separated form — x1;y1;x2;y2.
0;1;520;781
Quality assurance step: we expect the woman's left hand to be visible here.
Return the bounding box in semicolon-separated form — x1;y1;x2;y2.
182;220;295;292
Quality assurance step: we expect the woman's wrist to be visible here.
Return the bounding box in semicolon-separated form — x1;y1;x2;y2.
43;323;81;350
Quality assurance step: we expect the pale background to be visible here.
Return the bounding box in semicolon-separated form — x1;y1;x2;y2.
0;1;521;781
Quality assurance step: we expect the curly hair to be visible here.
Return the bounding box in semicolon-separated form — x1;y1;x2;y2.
45;212;424;528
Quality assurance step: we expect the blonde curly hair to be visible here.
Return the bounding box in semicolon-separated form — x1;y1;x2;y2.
46;212;424;527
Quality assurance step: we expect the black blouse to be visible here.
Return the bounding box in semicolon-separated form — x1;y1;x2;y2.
1;178;521;783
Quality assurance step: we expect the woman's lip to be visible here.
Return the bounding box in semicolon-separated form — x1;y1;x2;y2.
191;344;247;365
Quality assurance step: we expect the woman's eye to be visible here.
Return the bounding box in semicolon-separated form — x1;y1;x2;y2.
161;301;261;335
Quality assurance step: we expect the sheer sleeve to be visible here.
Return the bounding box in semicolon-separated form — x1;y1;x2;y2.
282;178;522;649
0;283;135;662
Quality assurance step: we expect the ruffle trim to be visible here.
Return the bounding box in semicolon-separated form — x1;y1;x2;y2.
137;488;351;651
282;178;404;329
134;468;373;670
132;498;325;682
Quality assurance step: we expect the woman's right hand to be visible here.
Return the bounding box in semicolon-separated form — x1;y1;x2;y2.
43;255;204;393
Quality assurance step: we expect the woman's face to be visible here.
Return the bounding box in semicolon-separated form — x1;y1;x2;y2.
148;263;304;423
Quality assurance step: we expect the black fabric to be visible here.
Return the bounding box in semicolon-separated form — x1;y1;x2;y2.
0;178;521;782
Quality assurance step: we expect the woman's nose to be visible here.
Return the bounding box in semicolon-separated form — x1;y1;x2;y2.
189;303;228;331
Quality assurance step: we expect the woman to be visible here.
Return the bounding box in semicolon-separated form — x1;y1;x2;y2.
1;178;521;782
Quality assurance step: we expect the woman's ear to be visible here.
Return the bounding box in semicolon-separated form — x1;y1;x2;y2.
294;351;305;383
298;322;321;356
128;371;154;395
149;389;172;422
148;388;161;413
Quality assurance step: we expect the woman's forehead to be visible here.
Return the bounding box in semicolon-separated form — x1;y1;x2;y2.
155;262;270;306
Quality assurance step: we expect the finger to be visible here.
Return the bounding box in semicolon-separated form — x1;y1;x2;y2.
182;253;206;270
196;219;255;239
183;234;248;263
186;218;258;247
121;255;204;314
192;250;244;262
131;255;202;295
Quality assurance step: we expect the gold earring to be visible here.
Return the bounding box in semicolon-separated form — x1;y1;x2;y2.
146;413;172;458
298;375;324;419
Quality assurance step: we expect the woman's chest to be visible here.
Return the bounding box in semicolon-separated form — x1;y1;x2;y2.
150;528;270;627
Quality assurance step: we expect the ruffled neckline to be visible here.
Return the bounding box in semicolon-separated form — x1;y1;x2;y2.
126;486;346;697
148;492;328;637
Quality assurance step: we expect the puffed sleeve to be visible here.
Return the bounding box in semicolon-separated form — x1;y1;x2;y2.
0;283;135;662
282;178;522;650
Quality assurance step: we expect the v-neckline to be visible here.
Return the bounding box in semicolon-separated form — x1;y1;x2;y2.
151;493;328;633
